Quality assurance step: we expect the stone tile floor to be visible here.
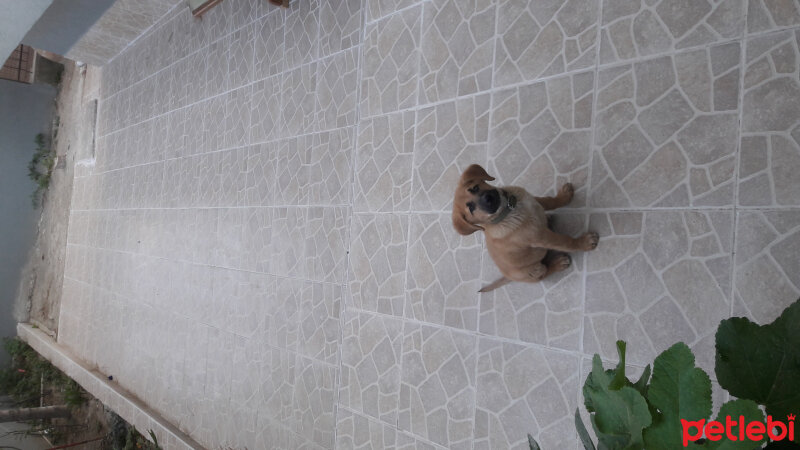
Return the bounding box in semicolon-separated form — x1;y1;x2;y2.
58;0;800;449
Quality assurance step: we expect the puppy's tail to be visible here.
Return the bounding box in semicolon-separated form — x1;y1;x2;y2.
479;277;511;293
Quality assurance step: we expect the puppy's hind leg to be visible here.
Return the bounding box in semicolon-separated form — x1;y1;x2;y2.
479;276;512;293
545;254;572;274
480;255;572;293
517;256;571;283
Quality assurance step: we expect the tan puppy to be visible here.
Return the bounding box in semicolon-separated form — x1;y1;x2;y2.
452;164;599;292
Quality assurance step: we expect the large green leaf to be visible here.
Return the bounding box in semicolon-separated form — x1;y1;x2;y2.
584;352;651;450
575;408;597;450
642;342;711;450
528;434;541;450
705;399;765;450
632;364;650;397
764;442;800;449
609;341;628;391
715;298;800;432
585;341;633;413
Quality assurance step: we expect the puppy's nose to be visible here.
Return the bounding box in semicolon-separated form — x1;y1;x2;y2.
479;189;500;213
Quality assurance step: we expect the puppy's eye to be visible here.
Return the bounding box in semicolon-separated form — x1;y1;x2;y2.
468;185;480;194
467;202;476;214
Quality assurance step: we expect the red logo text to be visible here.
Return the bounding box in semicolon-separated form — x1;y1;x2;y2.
681;414;796;446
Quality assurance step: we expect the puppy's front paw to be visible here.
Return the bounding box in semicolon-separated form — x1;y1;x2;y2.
559;183;575;202
580;232;599;251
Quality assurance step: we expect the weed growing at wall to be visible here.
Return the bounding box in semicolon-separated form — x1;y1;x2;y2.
27;133;55;208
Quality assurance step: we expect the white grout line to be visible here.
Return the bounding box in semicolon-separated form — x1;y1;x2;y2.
362;0;423;27
65;240;347;289
106;1;185;66
472;0;501;442
342;301;591;361
335;403;449;449
396;0;426;439
575;5;606;445
68;204;753;214
325;0;360;444
730;3;750;331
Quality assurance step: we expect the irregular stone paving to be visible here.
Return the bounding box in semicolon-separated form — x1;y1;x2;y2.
57;0;800;449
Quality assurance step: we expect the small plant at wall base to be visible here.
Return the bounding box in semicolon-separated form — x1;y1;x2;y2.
105;410;163;450
116;427;161;450
529;298;800;450
0;337;85;407
27;133;55;208
0;338;90;443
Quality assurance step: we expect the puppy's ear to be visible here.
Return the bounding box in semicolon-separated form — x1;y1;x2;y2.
452;209;482;235
461;164;495;184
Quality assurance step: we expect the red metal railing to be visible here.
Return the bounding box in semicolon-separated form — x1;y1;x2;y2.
0;44;33;84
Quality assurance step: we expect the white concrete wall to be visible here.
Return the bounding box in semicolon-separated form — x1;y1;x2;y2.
0;0;52;62
22;0;116;59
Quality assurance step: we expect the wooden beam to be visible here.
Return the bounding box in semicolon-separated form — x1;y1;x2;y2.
0;406;71;423
191;0;224;18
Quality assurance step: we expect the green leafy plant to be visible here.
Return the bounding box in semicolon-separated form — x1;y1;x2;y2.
27;133;55;208
63;379;86;407
529;298;800;449
715;300;800;427
528;434;541;450
642;341;713;449
0;338;86;408
120;426;161;450
106;410;162;450
583;341;652;449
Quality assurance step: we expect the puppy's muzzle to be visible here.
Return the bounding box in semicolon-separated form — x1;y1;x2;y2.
479;189;500;214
